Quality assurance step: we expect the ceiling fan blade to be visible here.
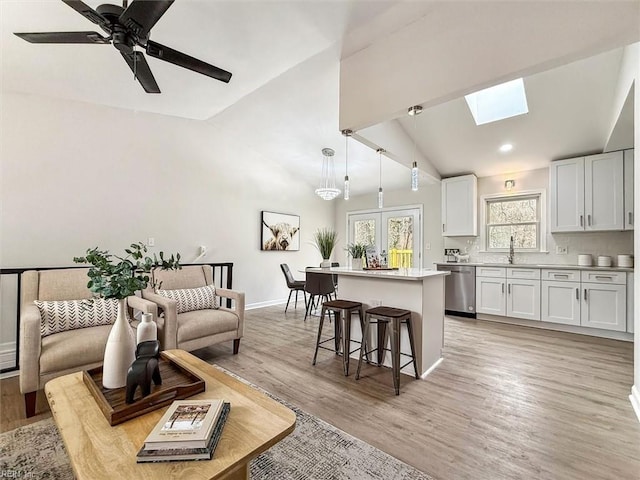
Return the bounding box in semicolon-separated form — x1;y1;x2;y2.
146;40;232;83
14;31;110;44
121;51;161;93
61;1;111;31
119;0;174;39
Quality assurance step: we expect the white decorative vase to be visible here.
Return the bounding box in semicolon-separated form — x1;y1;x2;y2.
102;298;137;389
136;313;157;345
352;257;363;270
320;259;331;268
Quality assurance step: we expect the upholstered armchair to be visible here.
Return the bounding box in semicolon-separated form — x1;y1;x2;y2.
141;265;245;354
19;268;154;417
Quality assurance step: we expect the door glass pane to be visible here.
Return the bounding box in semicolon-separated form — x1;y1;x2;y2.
354;219;376;246
387;216;413;268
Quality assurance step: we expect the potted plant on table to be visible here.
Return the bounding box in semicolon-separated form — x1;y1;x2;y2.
74;242;181;389
346;243;367;270
313;228;337;268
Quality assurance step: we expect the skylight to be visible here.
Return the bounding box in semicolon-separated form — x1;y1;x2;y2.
464;78;529;126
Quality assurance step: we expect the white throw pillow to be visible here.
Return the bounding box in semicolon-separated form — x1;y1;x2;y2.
35;298;120;337
156;284;219;313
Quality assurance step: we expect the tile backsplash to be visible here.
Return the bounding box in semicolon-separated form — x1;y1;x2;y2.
443;231;633;266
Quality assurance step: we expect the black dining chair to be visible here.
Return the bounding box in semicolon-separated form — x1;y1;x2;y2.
304;271;336;320
280;264;307;313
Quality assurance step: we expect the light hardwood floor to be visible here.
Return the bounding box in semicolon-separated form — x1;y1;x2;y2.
2;306;639;480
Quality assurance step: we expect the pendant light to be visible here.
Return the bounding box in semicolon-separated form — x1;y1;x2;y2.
315;148;341;200
342;129;352;200
377;148;385;208
408;105;422;191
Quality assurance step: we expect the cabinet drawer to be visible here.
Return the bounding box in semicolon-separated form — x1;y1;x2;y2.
542;269;580;282
507;268;540;279
581;271;626;285
477;266;506;278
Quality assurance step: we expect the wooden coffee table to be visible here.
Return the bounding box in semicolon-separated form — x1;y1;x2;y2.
44;350;296;480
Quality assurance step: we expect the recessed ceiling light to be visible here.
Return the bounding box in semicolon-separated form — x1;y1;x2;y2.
499;143;513;153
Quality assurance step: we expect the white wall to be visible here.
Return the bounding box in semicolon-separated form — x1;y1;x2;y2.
443;167;634;265
333;182;443;268
0;92;334;336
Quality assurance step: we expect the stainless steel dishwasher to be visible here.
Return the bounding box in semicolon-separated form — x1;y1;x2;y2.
437;264;476;317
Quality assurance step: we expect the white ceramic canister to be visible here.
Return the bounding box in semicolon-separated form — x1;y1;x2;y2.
597;255;612;267
136;313;157;344
578;254;592;266
617;254;634;267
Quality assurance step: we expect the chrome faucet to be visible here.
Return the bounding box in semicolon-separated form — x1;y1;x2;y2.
508;236;515;264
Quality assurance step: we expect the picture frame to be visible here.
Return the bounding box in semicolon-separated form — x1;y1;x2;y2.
261;211;300;251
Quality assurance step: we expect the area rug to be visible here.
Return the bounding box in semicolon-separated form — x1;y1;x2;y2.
0;373;434;480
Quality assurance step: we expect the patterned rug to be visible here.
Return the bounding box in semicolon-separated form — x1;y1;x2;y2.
0;372;434;480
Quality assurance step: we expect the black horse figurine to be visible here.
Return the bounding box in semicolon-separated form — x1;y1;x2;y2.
125;340;162;404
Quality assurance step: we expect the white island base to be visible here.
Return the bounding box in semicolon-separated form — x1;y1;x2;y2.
307;267;449;377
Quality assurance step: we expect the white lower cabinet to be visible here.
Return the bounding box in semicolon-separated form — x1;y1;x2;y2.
507;279;541;321
476;276;506;316
476;267;630;334
581;282;626;331
541;280;581;326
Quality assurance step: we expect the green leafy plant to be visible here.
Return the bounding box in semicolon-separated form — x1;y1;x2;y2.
73;242;181;299
346;242;367;259
312;228;338;260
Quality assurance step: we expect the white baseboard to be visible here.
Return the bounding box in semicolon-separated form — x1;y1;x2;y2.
0;341;16;371
246;299;287;311
420;357;443;379
630;385;640;423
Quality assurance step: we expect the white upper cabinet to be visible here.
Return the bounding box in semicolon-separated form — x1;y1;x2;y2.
441;174;477;237
584;152;624;231
624;149;634;230
550;151;624;232
550;158;584;232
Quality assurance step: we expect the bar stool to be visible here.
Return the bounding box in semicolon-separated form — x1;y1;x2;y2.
312;299;366;376
356;306;419;395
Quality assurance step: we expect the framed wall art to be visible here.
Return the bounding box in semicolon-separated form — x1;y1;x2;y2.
261;211;300;251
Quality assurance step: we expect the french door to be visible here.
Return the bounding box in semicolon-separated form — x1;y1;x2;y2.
347;206;422;268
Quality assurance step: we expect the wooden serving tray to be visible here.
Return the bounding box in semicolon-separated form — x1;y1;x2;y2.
82;352;205;426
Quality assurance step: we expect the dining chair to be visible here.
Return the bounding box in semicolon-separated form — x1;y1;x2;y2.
304;271;335;320
280;264;307;312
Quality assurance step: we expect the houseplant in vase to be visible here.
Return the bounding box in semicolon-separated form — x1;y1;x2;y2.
313;228;337;268
74;242;181;389
346;243;367;270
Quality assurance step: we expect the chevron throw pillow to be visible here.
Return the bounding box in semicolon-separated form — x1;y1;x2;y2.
35;298;120;337
156;284;219;313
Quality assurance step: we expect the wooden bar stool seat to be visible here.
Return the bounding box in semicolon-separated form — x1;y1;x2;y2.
356;305;419;395
312;299;366;376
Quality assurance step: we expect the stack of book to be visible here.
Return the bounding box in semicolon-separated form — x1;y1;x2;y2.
136;399;230;463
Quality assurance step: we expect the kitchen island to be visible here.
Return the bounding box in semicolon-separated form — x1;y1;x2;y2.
306;267;449;377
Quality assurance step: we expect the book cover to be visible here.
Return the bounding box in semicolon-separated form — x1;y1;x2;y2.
143;399;224;450
136;403;230;463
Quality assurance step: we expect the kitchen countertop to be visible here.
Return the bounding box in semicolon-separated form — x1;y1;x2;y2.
307;266;449;280
434;262;634;272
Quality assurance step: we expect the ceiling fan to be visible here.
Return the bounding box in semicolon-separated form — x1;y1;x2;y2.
14;0;232;93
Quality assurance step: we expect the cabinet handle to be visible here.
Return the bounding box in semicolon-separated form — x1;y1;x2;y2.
442;223;445;232
629;212;633;225
508;284;511;294
575;288;579;300
584;289;587;301
595;275;613;280
588;214;592;226
502;283;504;294
554;274;569;279
580;215;584;227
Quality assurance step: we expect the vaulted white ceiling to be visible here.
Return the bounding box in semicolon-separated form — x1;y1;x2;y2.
2;0;637;197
